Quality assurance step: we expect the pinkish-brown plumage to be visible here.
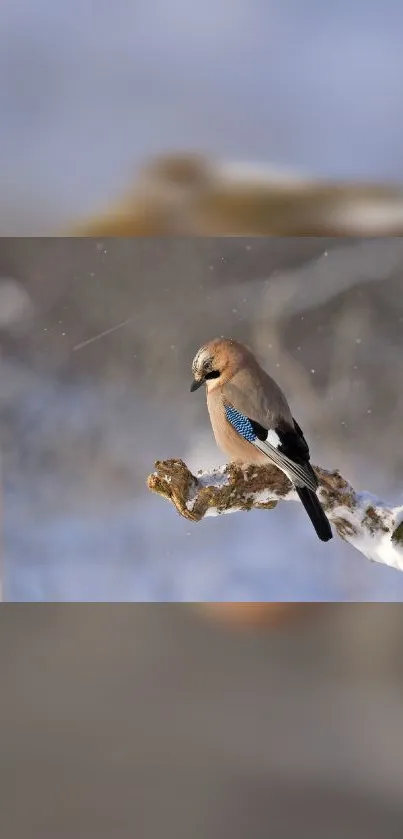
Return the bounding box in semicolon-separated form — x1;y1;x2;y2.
190;337;333;542
192;338;292;465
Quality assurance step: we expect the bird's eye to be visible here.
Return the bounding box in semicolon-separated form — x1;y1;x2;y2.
205;370;220;380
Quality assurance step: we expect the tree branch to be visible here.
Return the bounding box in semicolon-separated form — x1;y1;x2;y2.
147;459;403;572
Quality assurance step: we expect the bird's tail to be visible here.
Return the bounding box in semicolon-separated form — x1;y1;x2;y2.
295;486;332;542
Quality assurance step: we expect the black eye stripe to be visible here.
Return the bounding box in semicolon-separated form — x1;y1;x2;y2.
204;370;220;380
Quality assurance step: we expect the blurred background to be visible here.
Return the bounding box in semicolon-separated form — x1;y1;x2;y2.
2;0;403;233
2;236;403;601
2;605;403;837
3;6;403;832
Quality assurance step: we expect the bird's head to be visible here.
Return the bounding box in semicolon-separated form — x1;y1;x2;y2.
190;337;249;392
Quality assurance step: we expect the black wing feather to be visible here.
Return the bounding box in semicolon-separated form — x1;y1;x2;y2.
246;413;331;541
249;415;318;490
275;418;310;464
249;418;268;442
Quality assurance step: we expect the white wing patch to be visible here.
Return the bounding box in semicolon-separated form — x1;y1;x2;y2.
266;429;281;448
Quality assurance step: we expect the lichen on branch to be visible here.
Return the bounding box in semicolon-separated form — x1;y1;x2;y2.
147;459;403;572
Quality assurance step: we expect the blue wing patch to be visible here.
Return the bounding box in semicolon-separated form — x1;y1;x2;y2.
225;404;257;442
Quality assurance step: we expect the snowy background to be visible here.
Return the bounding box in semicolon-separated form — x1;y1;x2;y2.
1;0;403;232
2;237;403;601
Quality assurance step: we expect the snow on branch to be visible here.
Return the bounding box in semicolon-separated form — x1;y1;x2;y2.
147;459;403;572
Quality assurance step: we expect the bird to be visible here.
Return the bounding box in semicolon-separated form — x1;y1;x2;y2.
190;337;332;542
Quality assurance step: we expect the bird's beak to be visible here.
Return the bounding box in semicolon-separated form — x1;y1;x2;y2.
190;378;204;392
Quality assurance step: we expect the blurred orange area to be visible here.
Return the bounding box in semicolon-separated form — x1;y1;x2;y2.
194;602;319;630
73;153;403;236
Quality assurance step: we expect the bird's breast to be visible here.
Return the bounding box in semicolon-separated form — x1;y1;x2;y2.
206;388;268;465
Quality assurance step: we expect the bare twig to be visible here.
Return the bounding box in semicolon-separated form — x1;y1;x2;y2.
147;459;403;572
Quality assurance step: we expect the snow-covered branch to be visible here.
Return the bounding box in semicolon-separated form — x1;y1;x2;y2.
147;459;403;572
